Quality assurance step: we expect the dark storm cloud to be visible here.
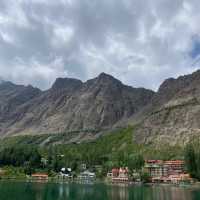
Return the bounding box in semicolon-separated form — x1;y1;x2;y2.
0;0;199;90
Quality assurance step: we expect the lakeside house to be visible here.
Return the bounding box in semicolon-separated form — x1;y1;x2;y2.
108;167;129;183
31;173;48;180
78;170;96;181
107;160;192;184
145;160;164;177
145;160;184;177
144;160;192;183
60;167;72;178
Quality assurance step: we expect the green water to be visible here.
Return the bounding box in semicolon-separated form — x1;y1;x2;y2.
0;181;200;200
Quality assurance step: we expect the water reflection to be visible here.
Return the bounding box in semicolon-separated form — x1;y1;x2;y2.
0;181;200;200
146;186;195;200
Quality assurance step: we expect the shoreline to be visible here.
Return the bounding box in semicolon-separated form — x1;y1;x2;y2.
1;176;200;189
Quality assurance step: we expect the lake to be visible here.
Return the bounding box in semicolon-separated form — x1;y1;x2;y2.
0;181;200;200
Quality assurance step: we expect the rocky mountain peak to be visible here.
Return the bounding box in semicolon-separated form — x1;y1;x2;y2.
135;69;200;145
154;70;200;105
0;81;20;90
158;70;200;93
51;77;83;91
97;72;122;84
98;72;116;79
84;73;122;91
0;73;154;136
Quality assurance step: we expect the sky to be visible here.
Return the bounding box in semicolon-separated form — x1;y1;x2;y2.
0;0;200;91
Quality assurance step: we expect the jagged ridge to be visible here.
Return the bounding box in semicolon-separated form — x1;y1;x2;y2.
135;70;200;145
0;73;154;137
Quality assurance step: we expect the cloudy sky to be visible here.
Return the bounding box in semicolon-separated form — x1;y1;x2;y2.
0;0;200;91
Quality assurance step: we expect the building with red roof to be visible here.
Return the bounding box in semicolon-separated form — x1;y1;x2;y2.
31;173;48;180
144;160;192;183
109;167;129;183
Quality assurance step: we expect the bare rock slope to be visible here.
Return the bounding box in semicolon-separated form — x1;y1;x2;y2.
0;73;154;136
135;70;200;145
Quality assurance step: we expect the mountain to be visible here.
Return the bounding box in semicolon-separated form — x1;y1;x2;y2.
134;70;200;145
0;73;154;137
1;70;200;146
0;81;42;134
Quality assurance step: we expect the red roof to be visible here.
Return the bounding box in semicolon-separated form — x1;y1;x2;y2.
146;160;163;164
164;160;184;165
119;168;128;173
112;168;119;173
32;173;48;177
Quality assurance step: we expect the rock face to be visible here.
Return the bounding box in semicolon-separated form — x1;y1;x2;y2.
0;81;41;135
135;70;200;145
2;70;200;145
0;73;154;136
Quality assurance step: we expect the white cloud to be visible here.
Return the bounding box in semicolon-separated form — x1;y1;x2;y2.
52;26;74;48
0;57;68;89
0;0;199;90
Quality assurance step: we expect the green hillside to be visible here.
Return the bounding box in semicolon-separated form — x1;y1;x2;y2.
0;126;183;162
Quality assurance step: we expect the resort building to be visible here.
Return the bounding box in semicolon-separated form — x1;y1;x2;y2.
159;173;193;184
111;168;119;178
145;160;192;183
110;167;129;183
145;160;164;177
78;170;96;181
145;160;185;178
164;160;184;175
31;173;49;180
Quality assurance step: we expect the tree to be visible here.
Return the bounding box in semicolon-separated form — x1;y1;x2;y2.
29;149;41;168
184;143;197;178
116;151;128;167
24;162;35;175
127;153;144;173
196;150;200;179
0;145;41;168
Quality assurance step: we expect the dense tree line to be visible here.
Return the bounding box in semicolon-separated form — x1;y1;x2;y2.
0;128;146;177
0;146;41;168
184;140;200;180
43;144;145;178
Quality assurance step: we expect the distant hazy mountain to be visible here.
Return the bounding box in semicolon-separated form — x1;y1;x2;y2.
0;73;154;137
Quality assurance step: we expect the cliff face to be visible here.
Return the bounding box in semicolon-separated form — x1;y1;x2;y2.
135;70;200;145
2;70;200;145
0;73;154;136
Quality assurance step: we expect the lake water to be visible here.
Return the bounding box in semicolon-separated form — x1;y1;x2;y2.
0;181;200;200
